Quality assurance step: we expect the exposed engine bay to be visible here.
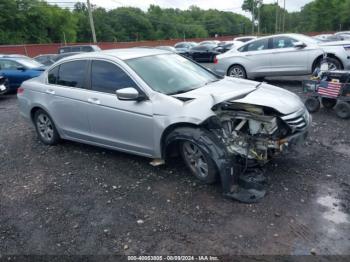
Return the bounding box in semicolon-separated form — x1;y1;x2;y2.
212;102;293;164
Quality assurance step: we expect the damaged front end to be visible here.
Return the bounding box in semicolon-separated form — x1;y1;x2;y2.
208;101;311;202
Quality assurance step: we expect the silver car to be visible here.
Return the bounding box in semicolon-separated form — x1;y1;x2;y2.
18;49;311;201
213;33;350;79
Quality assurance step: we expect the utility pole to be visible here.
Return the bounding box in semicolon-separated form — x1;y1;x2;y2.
87;0;97;43
257;0;261;35
275;0;279;33
282;0;286;32
252;0;255;34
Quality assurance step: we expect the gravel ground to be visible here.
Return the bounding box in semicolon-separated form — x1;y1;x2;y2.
0;78;349;256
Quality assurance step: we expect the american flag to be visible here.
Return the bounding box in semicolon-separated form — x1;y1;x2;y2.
317;81;342;98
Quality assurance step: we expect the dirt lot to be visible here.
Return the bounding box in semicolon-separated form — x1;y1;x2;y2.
0;79;349;256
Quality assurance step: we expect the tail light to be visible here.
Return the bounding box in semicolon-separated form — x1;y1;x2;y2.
17;87;24;95
213;56;218;64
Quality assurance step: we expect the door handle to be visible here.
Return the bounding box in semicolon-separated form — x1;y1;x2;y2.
45;89;55;95
87;98;100;105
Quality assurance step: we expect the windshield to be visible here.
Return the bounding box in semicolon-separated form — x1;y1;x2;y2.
126;54;218;95
17;58;43;68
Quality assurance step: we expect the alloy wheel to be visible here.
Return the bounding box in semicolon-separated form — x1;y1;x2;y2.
36;113;54;142
229;67;245;78
181;141;209;179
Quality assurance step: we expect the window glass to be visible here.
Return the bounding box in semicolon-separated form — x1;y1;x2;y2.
91;60;137;94
57;60;87;88
0;60;21;70
82;46;93;52
246;38;269;51
71;46;81;52
48;66;59;84
238;39;269;52
272;36;297;49
59;47;70;54
126;54;218;95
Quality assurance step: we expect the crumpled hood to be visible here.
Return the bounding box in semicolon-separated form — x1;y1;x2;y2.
174;77;304;115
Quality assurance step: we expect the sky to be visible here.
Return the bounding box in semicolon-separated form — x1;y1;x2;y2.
48;0;312;16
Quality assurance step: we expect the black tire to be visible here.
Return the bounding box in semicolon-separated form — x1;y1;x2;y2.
314;57;342;72
34;109;60;145
334;101;350;119
305;97;321;113
165;127;220;184
321;97;337;109
227;65;247;79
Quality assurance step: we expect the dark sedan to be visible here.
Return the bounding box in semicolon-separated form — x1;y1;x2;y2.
188;44;220;63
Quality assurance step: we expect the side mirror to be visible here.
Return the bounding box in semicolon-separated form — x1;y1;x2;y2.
293;41;306;48
116;87;145;101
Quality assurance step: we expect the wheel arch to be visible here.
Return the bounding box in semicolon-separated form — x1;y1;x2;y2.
312;53;344;71
160;122;199;160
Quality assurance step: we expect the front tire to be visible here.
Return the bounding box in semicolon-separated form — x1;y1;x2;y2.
314;57;342;72
180;140;218;184
165;127;220;184
228;65;247;79
34;109;60;145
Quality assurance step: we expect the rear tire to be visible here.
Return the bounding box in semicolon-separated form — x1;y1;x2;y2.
335;102;350;119
227;65;247;79
321;97;337;109
305;97;320;113
34;109;60;145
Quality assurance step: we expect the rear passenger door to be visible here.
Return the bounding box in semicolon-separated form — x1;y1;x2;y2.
86;60;154;156
46;60;93;141
238;38;272;76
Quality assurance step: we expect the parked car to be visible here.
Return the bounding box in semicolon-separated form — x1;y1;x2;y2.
52;52;83;63
155;46;177;52
34;54;58;66
213;33;350;79
188;43;221;62
233;36;257;42
215;41;244;53
58;45;101;54
198;40;221;46
313;34;343;42
174;42;198;55
0;57;45;92
0;76;8;95
18;48;311;201
0;54;31;59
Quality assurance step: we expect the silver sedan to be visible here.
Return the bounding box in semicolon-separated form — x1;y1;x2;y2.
18;48;311;201
213;33;350;79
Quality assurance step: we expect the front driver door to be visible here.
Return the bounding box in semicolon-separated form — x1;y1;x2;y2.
269;36;309;75
87;59;154;157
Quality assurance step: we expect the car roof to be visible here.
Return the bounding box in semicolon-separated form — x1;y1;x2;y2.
60;48;171;61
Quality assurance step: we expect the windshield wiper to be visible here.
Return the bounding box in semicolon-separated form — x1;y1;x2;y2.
168;88;197;95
